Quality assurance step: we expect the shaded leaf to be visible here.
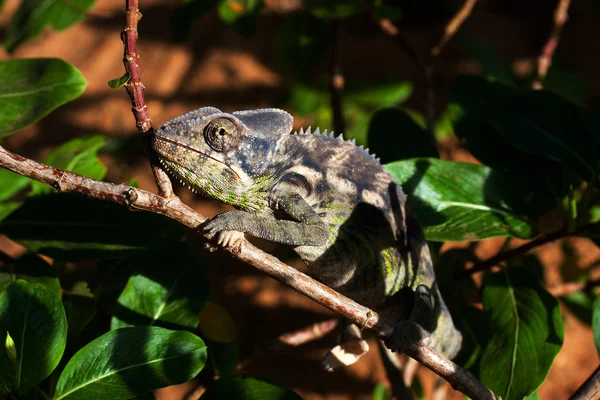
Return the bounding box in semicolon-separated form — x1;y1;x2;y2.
0;202;20;222
217;0;263;36
368;108;437;164
560;291;595;325
198;301;237;342
0;280;67;394
203;375;302;400
64;282;95;337
0;254;60;297
30;135;107;195
344;80;412;109
0;169;30;201
480;268;563;400
451;75;600;182
54;326;207;400
0;193;182;261
171;0;219;42
386;158;537;241
0;58;87;136
208;341;239;378
4;0;95;52
111;243;209;330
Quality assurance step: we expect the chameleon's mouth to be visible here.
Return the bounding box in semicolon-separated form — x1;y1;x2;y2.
151;134;240;180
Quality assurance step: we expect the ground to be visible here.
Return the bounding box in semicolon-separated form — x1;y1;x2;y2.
1;0;599;398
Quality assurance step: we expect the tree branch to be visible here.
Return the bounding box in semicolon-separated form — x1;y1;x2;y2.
379;0;478;137
570;364;600;400
120;0;174;197
0;145;499;400
532;0;572;90
454;223;600;280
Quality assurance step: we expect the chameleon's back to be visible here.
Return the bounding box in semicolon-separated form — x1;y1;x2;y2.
281;132;462;358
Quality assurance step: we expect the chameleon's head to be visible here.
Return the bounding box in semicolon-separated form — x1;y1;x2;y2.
151;107;293;209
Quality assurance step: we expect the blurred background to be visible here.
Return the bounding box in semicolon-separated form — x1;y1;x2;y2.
1;0;600;398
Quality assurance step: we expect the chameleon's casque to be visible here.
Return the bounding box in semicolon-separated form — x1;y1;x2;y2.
151;107;462;359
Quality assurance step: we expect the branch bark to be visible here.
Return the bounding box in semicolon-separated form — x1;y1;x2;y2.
532;0;572;90
570;364;600;400
0;145;499;400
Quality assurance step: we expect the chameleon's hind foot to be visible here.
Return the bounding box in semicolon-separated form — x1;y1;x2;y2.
385;284;436;353
385;320;429;353
321;322;369;372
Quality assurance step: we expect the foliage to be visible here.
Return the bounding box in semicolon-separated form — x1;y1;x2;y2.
1;1;599;399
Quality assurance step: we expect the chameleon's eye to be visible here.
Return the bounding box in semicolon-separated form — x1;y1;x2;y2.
203;118;240;152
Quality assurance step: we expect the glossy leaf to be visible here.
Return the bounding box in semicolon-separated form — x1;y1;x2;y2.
4;0;95;52
450;75;600;182
111;243;209;330
0;254;60;297
0;169;30;201
0;193;182;261
30;136;107;195
203;375;302;400
593;296;600;355
0;280;67;394
54;326;207;400
0;58;87;136
480;268;563;400
386;158;537;241
368;108;437;164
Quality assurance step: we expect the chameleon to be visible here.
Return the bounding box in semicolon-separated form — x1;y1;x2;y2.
151;107;462;365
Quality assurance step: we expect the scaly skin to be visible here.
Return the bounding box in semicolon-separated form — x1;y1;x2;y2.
151;107;462;359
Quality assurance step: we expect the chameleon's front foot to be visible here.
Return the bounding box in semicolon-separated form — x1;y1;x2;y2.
202;211;247;250
384;320;429;354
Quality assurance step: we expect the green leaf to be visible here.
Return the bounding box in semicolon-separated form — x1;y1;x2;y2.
274;13;329;79
0;169;30;201
203;375;302;400
344;80;412;109
450;75;600;182
54;326;207;400
4;0;95;52
0;202;20;222
0;253;60;297
0;280;67;394
386;158;537;241
368;108;437;164
593;296;600;355
111;243;209;330
208;342;239;378
217;0;263;36
29;136;107;195
480;268;563;400
304;0;366;19
0;193;182;261
0;58;87;136
108;72;131;89
373;383;390;400
288;82;328;116
63;282;95;337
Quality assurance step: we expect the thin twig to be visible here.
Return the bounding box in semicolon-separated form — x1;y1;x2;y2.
0;145;499;400
570;364;600;400
328;20;345;135
121;0;173;197
454;223;600;279
548;278;600;297
532;0;572;90
379;0;478;136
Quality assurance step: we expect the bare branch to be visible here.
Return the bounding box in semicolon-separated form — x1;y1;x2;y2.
0;145;499;400
430;0;479;59
454;224;600;280
532;0;572;90
120;0;174;197
570;364;600;400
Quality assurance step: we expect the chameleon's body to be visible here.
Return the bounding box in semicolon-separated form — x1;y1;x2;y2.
151;107;462;359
